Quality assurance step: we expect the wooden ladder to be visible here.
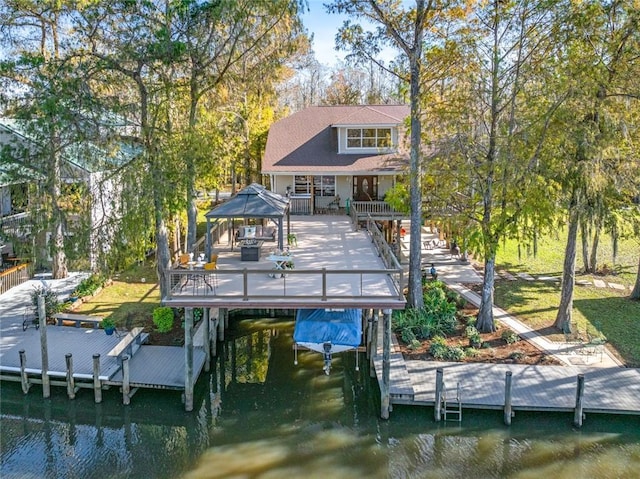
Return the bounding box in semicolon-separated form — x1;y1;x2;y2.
442;382;462;422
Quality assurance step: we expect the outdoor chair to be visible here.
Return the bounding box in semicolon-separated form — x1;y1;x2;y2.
179;253;190;266
204;261;217;292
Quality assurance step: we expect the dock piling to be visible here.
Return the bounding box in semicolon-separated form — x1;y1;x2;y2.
37;294;50;398
434;368;444;422
504;371;513;425
203;308;211;372
185;307;194;412
574;374;585;427
93;354;102;403
122;354;130;405
65;353;75;399
380;309;391;419
19;349;29;394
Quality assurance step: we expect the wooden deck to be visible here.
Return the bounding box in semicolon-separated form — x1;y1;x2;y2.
163;215;406;309
372;316;640;416
0;319;208;391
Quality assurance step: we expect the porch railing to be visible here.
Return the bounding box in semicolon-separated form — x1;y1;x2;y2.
349;201;407;225
0;212;30;237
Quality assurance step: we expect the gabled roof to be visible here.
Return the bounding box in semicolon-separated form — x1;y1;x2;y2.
262;105;410;175
205;183;289;219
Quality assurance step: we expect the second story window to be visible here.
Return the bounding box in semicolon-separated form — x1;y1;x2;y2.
346;128;392;149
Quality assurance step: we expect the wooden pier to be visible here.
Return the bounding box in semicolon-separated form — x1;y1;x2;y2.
371;315;640;424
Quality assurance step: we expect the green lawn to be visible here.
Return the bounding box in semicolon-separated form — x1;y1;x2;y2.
72;262;160;329
495;231;638;286
492;232;640;366
494;280;640;366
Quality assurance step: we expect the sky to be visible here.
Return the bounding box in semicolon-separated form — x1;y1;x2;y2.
300;1;349;66
301;1;398;68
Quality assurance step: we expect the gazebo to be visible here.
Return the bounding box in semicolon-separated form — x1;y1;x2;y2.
204;183;290;258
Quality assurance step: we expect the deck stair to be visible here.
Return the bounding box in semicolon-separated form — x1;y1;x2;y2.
442;382;462;422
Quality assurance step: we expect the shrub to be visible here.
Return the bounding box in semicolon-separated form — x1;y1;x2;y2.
193;308;203;322
429;336;449;360
501;329;520;344
30;285;61;320
407;339;422;350
153;307;174;333
73;274;105;297
465;325;482;347
465;347;479;358
510;350;524;360
445;346;465;361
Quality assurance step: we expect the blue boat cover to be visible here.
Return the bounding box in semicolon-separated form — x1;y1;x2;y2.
293;309;362;347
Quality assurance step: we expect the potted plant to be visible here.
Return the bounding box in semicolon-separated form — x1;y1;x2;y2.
102;317;116;335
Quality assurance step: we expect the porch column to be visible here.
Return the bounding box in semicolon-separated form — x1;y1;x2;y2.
205;217;211;261
278;217;284;250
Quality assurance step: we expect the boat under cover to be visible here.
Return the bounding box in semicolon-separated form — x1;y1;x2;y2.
293;308;362;354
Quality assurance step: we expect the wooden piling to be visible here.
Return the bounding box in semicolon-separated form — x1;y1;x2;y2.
381;309;391;419
203;307;211;372
218;308;226;341
434;368;444;422
65;353;75;399
122;354;131;405
19;349;29;394
574;374;585;427
93;354;102;403
184;307;194;412
504;371;513;425
37;294;50;398
369;310;378;378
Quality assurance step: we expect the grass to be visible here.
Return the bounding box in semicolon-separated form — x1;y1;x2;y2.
491;232;640;366
71;262;161;329
495;231;638;286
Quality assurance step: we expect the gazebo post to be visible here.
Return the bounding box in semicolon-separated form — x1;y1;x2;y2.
205;217;210;261
278;217;284;250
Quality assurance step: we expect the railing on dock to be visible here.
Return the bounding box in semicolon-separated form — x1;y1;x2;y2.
164;266;404;304
0;262;33;295
366;217;402;270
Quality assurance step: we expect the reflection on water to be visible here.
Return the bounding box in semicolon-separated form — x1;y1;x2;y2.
1;317;639;479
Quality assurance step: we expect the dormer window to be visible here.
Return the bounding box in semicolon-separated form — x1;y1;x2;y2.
346;128;392;149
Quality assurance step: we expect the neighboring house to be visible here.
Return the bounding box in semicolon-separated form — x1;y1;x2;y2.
262;105;410;214
0;118;134;271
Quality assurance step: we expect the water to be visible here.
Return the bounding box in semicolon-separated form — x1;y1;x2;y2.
1;317;639;479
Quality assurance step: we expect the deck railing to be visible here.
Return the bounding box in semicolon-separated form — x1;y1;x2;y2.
164;266;404;303
0;262;33;295
366;216;403;270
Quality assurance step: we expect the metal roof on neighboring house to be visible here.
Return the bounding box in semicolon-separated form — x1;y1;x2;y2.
0;118;140;183
262;105;410;175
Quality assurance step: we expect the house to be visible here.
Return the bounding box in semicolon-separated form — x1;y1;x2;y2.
262;105;410;214
0;118;135;271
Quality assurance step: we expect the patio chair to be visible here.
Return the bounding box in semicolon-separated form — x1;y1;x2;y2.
179;253;190;266
204;261;217;292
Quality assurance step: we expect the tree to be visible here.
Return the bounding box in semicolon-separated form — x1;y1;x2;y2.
327;0;460;309
553;0;640;331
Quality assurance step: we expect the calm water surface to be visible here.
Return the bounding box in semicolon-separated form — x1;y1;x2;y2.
1;317;639;479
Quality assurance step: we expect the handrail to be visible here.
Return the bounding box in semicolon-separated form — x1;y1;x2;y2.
0;262;33;295
164;266;404;303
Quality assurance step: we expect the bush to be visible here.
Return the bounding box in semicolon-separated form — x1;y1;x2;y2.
445;346;465;361
501;329;520;344
465;325;482;347
193;308;203;322
73;274;105;297
153;307;174;333
30;286;61;320
429;336;449;359
465;347;479;358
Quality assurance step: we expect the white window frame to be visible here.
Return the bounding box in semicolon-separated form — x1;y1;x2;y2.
346;128;392;150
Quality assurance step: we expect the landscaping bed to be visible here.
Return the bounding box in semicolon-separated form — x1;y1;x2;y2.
394;282;561;366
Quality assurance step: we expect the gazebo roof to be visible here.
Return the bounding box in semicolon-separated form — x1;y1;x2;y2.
205;183;289;219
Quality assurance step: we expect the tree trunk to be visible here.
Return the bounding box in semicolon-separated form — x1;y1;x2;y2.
554;204;580;330
406;40;424;310
49;146;67;279
631;255;640;300
476;254;497;333
589;222;600;274
580;220;590;273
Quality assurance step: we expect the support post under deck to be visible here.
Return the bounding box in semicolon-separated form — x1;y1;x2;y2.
185;307;194;412
381;308;391;419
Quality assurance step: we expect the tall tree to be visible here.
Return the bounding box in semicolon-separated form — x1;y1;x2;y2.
327;0;462;309
553;0;640;331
